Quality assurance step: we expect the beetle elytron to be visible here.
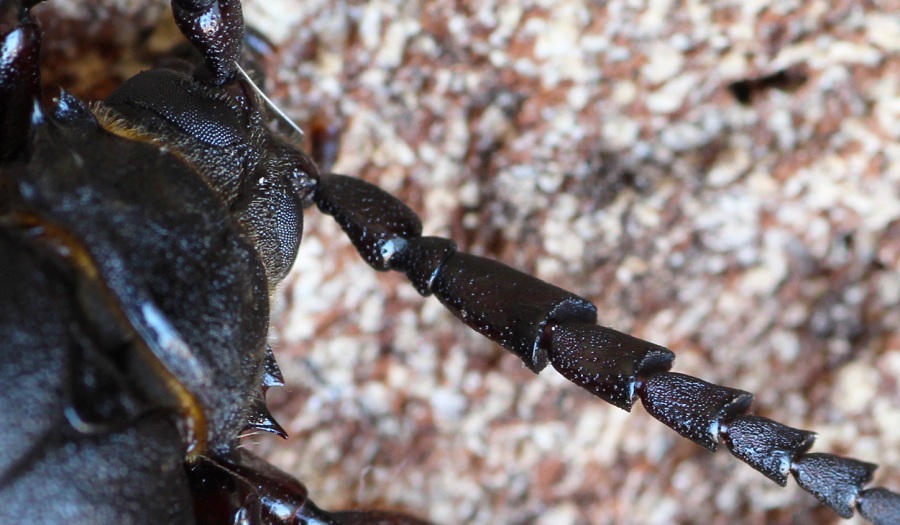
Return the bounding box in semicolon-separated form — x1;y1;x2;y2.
1;0;898;523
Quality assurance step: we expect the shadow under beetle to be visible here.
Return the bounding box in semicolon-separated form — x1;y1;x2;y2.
1;0;899;523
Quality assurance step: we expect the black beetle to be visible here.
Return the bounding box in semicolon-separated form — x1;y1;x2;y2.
1;1;900;524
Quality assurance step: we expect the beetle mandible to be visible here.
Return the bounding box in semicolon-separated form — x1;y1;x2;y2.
2;1;899;524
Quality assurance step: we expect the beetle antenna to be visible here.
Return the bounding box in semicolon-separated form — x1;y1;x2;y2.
234;61;305;138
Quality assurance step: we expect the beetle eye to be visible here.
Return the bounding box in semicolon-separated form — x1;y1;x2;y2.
105;69;245;149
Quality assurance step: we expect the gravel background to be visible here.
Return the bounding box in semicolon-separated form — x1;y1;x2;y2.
32;1;900;524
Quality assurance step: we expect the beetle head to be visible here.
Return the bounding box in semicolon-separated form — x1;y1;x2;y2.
96;65;318;288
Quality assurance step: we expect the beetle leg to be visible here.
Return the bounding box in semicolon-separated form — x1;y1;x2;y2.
189;451;431;525
313;173;900;524
170;0;243;85
0;0;42;164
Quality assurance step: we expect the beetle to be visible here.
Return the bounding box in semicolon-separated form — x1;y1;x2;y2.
3;1;899;524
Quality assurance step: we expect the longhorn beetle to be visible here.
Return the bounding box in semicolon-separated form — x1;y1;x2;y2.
2;1;898;524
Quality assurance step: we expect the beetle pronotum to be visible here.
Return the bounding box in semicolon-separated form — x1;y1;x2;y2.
29;1;900;524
